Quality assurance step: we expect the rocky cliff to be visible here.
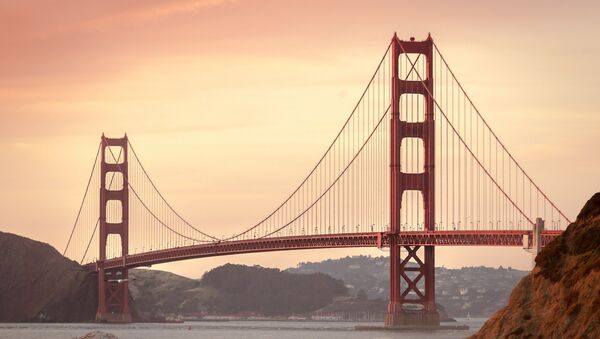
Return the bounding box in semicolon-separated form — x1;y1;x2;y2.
0;231;97;322
472;193;600;338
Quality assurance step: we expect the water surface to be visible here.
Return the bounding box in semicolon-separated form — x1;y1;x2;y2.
0;318;486;338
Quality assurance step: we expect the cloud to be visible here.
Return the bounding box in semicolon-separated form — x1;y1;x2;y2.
84;0;236;31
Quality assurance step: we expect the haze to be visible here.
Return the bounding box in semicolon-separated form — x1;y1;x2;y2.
1;0;599;278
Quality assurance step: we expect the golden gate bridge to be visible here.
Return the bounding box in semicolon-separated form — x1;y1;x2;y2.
63;34;570;326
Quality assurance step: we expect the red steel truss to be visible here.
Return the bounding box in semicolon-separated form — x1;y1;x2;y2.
84;230;561;272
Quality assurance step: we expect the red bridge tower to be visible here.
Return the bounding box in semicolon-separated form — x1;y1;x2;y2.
96;135;132;322
386;34;439;326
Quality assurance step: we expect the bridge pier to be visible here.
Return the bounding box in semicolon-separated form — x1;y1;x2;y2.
386;34;440;327
385;244;439;327
96;134;132;323
531;218;545;268
96;266;132;323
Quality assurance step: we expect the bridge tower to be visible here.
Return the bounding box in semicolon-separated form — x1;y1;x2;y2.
386;34;439;327
96;134;132;323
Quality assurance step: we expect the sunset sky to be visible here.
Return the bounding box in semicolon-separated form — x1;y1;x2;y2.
1;0;599;277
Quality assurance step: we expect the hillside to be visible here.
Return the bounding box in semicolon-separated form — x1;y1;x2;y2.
201;264;348;315
129;264;348;317
288;256;528;317
0;229;551;323
472;193;600;338
129;269;217;318
0;230;347;322
0;231;97;322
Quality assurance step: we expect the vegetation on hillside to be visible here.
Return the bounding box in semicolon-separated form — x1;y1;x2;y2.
130;264;347;317
200;264;348;315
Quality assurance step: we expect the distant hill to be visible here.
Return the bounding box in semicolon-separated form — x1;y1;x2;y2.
129;269;217;319
0;229;347;322
135;259;527;319
0;229;348;321
287;255;528;317
201;264;347;315
130;264;347;317
472;193;600;338
0;229;533;321
0;231;97;322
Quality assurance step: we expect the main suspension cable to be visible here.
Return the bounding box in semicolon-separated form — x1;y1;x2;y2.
221;42;393;241
433;42;571;224
63;142;101;256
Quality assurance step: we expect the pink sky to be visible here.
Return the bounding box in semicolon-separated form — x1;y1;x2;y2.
1;0;599;277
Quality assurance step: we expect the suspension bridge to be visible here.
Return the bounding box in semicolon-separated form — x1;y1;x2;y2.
63;34;570;326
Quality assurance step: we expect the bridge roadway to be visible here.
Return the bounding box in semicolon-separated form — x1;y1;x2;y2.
84;230;561;271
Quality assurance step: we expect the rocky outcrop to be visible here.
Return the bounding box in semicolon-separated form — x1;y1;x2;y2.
472;193;600;338
0;231;97;322
77;331;118;339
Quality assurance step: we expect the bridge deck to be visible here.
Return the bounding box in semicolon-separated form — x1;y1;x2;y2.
84;230;561;271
